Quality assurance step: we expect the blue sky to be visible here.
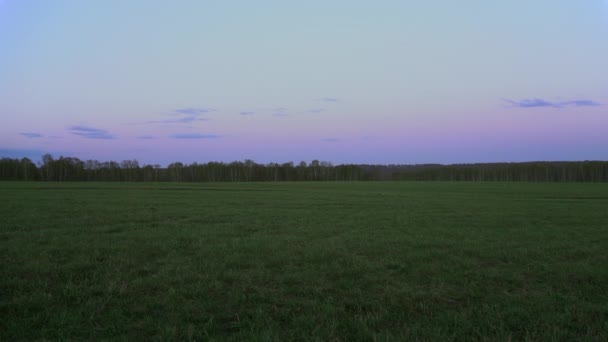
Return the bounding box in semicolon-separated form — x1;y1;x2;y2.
1;1;607;165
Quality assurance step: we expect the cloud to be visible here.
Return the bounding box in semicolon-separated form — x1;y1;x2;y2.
560;100;601;107
173;108;214;115
146;116;209;124
322;138;339;142
69;125;116;140
19;132;43;138
272;107;289;117
136;135;157;140
141;107;214;125
240;111;255;116
320;97;339;103
307;108;324;113
169;133;221;139
503;98;601;108
503;98;559;108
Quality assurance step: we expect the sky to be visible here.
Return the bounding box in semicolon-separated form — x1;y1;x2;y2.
1;0;607;166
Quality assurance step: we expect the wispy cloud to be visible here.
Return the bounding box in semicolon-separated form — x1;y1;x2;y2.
69;125;116;140
173;108;214;115
240;111;255;116
272;107;289;117
136;135;157;140
141;107;214;125
322;138;339;143
560;100;601;107
503;98;559;108
170;133;221;139
320;97;339;103
307;108;324;113
146;116;209;124
503;98;601;108
19;132;43;138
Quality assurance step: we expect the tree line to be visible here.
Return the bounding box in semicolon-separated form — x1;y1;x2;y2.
0;154;367;182
1;154;607;182
382;161;608;182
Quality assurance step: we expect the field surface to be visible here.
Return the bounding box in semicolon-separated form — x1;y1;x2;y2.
1;181;607;340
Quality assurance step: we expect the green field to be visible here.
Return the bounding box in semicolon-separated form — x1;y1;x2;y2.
1;182;607;340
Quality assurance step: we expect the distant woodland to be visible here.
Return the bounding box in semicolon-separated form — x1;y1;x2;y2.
1;154;607;182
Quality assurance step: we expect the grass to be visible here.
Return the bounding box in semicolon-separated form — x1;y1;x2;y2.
1;181;607;340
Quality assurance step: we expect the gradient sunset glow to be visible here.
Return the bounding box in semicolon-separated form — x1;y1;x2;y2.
1;1;607;165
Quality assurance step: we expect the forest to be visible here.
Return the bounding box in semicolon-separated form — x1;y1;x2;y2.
1;154;607;182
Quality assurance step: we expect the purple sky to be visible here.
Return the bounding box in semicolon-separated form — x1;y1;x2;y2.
1;1;607;166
